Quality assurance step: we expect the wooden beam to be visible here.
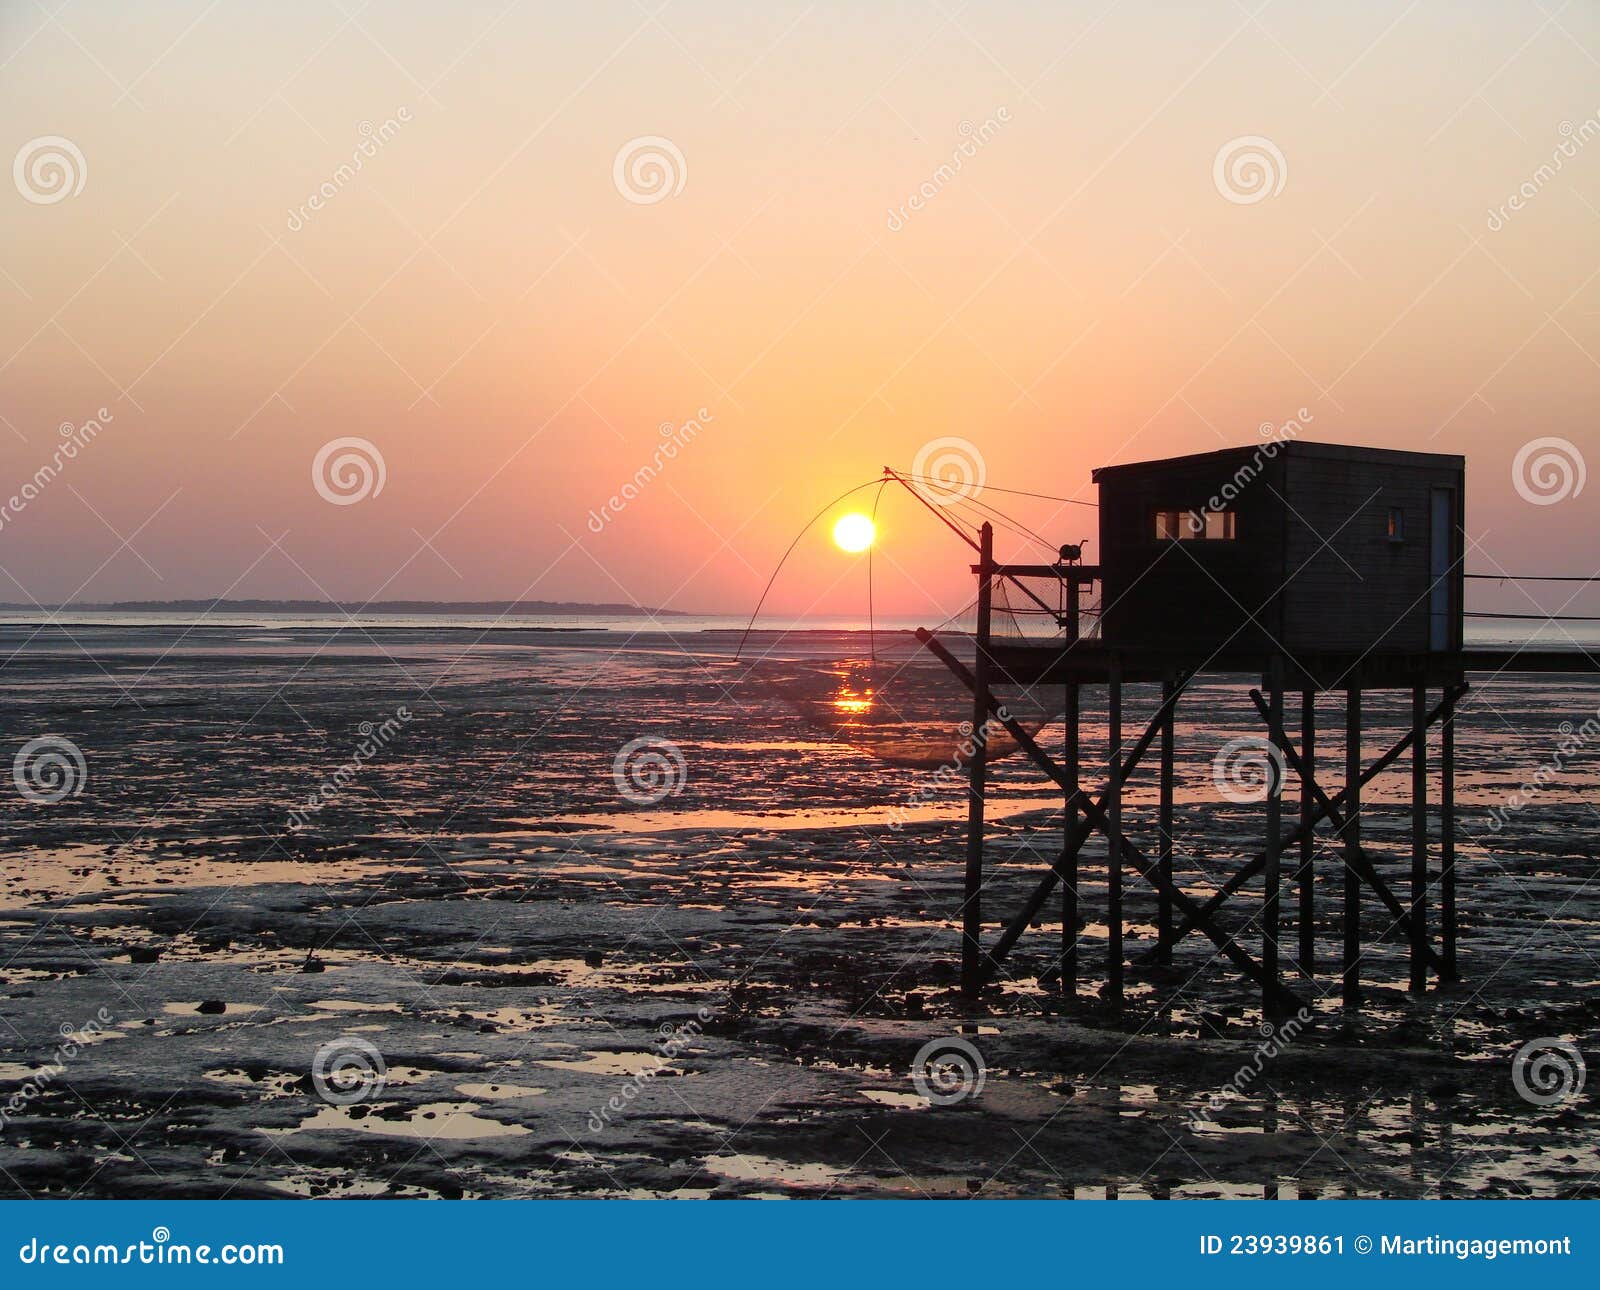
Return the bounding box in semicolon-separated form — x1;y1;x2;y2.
1344;689;1361;1008
1411;683;1429;994
1146;684;1467;961
1107;657;1123;1007
914;630;1308;1012
1248;687;1448;977
1298;689;1315;976
961;523;994;1000
1156;675;1176;965
1263;658;1284;1019
1441;684;1458;981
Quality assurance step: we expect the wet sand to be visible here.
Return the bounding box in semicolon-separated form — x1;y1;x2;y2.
0;624;1596;1198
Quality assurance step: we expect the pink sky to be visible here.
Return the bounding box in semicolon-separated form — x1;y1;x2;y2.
2;2;1596;618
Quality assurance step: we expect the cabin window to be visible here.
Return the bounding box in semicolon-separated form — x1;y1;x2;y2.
1387;507;1405;542
1154;508;1236;541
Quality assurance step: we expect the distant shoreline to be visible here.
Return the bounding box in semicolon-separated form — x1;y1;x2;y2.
0;598;690;617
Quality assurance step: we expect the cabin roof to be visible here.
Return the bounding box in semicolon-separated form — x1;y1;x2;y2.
1091;440;1465;483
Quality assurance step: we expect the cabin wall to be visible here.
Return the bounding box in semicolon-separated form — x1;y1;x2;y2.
1096;450;1288;653
1279;457;1465;653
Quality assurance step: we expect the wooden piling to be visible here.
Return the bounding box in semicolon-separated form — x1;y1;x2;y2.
1343;688;1361;1009
1062;682;1080;996
961;522;994;1000
1298;689;1315;976
1441;683;1458;981
1157;675;1175;965
1263;658;1284;1019
1410;682;1429;994
1107;656;1123;1008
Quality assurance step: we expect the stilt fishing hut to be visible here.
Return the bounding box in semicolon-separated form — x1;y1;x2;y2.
916;440;1473;1018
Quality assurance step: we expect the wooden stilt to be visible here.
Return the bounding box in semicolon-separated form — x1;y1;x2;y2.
1157;675;1175;965
1411;682;1429;994
1298;689;1315;976
1107;657;1123;1008
1062;682;1080;996
961;523;994;1000
1343;688;1361;1010
1441;682;1458;981
1263;658;1284;1019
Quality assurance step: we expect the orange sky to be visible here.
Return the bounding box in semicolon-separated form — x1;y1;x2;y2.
2;2;1596;618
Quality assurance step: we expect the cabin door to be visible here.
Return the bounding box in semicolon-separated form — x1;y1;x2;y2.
1429;486;1454;651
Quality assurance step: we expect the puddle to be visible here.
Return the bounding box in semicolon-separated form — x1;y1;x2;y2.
269;1101;531;1140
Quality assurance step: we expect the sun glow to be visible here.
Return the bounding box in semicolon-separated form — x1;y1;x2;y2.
832;512;875;553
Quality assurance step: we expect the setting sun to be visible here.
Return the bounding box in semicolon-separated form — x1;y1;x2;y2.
832;513;876;554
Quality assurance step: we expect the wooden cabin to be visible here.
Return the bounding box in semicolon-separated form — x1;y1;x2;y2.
1092;441;1464;657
